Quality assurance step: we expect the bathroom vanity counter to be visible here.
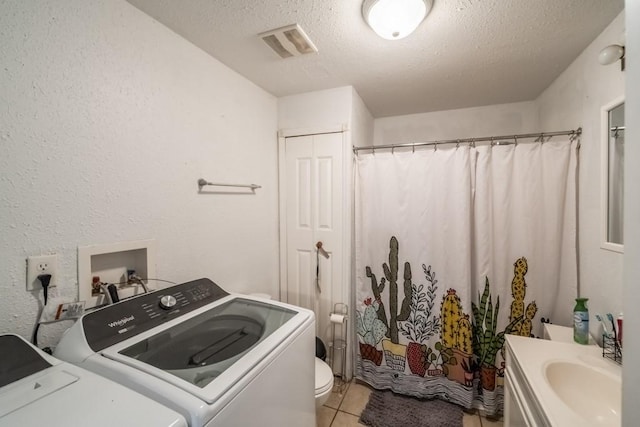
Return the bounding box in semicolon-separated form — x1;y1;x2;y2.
505;335;621;426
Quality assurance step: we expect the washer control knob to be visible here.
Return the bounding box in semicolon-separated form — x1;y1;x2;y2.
159;295;177;310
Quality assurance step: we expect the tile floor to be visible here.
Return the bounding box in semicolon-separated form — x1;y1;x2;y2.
317;380;504;427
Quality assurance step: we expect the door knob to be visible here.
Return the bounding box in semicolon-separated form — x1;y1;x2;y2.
316;241;330;259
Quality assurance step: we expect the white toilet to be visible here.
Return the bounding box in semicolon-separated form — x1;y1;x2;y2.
249;293;334;407
315;357;334;407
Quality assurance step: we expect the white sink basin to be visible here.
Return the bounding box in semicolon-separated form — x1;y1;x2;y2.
544;361;621;425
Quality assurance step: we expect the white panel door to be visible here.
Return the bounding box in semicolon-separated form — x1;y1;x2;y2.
283;132;344;344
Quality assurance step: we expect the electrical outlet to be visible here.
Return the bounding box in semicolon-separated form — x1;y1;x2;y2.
26;254;58;291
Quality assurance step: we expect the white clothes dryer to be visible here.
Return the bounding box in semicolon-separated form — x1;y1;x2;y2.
54;278;316;427
0;334;187;427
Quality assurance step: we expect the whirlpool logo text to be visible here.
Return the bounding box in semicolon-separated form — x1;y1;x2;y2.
107;315;135;328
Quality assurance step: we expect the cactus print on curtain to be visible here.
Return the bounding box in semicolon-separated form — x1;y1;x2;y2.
355;140;578;416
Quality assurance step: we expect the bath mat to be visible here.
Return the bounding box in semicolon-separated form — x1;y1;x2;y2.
359;389;463;427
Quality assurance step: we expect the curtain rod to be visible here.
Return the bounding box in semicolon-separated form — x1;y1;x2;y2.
353;127;582;153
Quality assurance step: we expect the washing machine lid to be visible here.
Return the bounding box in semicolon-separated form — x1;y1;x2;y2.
0;335;53;388
100;295;311;404
115;297;296;384
0;334;187;427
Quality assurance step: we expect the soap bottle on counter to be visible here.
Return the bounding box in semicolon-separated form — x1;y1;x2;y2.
573;298;589;344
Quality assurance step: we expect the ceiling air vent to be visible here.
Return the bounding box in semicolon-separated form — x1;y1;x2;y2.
259;24;318;59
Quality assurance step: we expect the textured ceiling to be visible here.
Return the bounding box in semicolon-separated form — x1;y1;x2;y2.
126;0;624;117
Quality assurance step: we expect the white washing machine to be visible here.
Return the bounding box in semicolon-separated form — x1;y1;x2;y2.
54;278;316;427
0;334;187;427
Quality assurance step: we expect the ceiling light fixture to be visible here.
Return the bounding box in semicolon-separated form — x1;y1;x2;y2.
362;0;433;40
598;44;625;71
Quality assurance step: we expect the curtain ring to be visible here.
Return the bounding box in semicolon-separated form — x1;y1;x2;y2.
456;139;460;149
392;146;395;154
433;142;437;152
412;144;415;153
490;137;495;147
514;135;518;146
469;138;475;148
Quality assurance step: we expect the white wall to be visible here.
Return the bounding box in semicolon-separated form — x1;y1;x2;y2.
351;88;375;148
372;101;539;146
277;86;354;131
277;85;374;146
623;1;639;424
0;0;279;347
536;12;625;336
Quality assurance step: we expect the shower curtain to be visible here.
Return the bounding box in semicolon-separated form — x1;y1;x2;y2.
354;140;578;415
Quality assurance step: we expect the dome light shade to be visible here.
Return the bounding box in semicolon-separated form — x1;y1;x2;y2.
598;44;625;65
363;0;432;40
